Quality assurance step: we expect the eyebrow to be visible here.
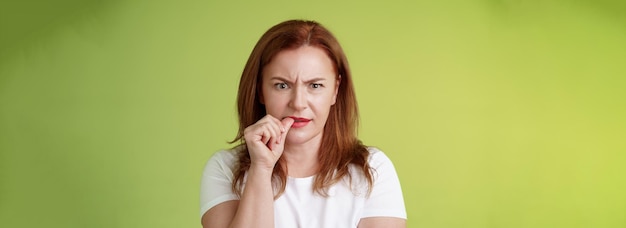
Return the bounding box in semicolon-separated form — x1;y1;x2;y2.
269;76;328;84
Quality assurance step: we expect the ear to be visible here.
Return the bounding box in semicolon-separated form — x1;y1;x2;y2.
331;75;341;105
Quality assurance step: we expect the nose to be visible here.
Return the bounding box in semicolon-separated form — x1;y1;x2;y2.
289;85;307;111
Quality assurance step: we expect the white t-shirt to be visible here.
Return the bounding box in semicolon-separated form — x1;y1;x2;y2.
200;147;406;227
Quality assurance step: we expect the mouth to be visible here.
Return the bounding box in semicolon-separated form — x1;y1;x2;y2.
286;116;311;122
285;116;311;128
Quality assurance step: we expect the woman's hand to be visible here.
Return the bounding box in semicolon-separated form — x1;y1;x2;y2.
243;115;294;171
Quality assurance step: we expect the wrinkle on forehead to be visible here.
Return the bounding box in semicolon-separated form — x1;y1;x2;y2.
262;46;337;83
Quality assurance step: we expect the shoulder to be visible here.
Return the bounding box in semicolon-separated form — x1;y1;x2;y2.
200;147;243;218
366;147;394;168
364;147;402;184
360;147;407;220
202;146;243;176
209;147;241;163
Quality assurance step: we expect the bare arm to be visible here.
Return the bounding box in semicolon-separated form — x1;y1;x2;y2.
201;201;238;228
201;116;294;228
358;217;406;228
201;167;275;228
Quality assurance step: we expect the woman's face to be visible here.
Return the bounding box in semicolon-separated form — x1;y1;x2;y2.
261;46;339;146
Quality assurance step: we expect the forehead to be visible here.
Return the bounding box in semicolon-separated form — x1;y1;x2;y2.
262;46;336;80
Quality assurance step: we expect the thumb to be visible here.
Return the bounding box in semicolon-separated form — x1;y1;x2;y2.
269;117;294;152
279;117;295;144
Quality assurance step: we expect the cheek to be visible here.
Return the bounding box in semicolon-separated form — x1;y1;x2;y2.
313;95;336;112
263;99;278;111
327;92;338;106
263;95;288;113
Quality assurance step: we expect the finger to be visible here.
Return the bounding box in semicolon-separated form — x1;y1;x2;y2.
268;117;294;153
264;124;280;149
246;115;283;144
260;128;271;145
278;117;295;144
281;117;294;132
263;114;282;128
259;115;282;142
270;115;283;127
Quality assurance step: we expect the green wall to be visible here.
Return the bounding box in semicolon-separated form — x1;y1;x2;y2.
1;0;625;227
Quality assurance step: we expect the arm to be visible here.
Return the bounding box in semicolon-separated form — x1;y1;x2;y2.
201;201;238;228
201;116;294;228
357;149;407;228
201;167;275;228
358;217;406;228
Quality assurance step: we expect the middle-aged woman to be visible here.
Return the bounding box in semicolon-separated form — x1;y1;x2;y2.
200;19;406;227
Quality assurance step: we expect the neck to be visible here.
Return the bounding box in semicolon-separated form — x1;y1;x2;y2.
282;134;322;178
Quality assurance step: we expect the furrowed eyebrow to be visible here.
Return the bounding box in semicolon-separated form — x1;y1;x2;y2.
303;78;327;83
269;76;291;83
268;76;329;83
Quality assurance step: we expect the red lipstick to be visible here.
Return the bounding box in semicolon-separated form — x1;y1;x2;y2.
286;116;311;128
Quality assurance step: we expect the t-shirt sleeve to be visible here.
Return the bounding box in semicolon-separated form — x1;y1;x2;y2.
361;149;407;219
199;150;240;217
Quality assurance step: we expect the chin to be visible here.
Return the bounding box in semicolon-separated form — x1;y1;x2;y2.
285;136;308;145
285;132;318;145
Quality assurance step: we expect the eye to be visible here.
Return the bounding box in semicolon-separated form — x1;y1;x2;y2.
274;82;289;90
310;83;323;89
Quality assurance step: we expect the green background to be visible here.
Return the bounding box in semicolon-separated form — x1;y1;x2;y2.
1;0;625;227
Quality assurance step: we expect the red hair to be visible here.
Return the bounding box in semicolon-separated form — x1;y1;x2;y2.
231;19;372;197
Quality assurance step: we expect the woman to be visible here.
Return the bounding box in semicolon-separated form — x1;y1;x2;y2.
200;19;406;228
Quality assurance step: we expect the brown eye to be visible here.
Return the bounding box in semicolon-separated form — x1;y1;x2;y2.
311;83;323;89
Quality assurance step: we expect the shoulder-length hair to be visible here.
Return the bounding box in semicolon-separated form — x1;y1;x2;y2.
231;19;373;197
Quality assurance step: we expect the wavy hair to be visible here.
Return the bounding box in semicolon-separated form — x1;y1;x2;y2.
230;19;373;197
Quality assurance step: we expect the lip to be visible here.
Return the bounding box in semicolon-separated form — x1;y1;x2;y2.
286;116;311;128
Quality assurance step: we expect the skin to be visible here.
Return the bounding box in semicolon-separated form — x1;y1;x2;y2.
259;45;339;178
202;46;405;228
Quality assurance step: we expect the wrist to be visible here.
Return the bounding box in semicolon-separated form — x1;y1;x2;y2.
248;164;275;178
